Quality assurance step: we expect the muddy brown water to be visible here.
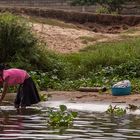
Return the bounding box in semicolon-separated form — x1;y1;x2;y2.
0;101;140;139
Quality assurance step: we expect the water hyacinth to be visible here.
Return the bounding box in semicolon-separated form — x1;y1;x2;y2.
106;105;126;116
47;105;78;127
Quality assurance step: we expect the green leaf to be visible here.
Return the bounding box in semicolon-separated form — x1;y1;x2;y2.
71;112;78;118
60;105;67;112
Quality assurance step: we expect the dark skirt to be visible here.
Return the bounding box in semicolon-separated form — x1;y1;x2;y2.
14;77;41;107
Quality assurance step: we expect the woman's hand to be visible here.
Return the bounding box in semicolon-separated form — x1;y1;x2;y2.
0;97;3;104
0;82;8;102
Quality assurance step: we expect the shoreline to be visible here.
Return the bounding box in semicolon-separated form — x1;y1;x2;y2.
42;91;140;104
3;91;140;105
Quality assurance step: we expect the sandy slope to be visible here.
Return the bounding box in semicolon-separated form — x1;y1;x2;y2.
32;22;140;53
32;23;121;53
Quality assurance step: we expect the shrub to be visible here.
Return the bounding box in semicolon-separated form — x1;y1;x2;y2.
96;6;110;14
0;12;37;63
71;0;129;13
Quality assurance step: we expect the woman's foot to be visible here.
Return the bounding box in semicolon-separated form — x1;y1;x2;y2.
14;104;19;108
20;105;26;109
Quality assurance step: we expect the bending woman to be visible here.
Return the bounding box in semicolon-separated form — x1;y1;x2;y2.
0;65;40;108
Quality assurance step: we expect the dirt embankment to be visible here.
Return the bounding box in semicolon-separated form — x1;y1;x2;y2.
32;22;121;53
0;7;140;53
31;20;140;53
40;91;140;104
10;7;138;53
0;7;140;33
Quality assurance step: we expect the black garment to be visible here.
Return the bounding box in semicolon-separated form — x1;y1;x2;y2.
14;77;41;107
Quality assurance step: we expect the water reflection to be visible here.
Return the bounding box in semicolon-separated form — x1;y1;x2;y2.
0;106;139;139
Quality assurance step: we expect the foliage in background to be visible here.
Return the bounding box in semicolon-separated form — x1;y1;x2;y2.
0;12;37;63
26;37;140;93
32;37;140;87
95;6;110;14
0;12;67;78
1;12;140;94
47;105;78;127
71;0;130;13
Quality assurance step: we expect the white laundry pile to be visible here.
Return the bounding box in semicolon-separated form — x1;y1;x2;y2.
112;80;131;88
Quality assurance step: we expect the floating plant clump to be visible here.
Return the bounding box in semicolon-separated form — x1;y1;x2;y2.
47;105;78;127
106;105;126;116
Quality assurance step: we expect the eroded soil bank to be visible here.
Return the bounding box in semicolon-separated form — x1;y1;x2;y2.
32;19;140;53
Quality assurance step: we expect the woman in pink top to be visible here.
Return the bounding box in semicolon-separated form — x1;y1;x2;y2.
0;64;40;108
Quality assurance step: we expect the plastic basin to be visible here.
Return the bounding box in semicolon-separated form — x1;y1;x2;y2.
111;86;131;96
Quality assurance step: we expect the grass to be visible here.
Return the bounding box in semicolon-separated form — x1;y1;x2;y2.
65;37;140;69
79;35;105;44
79;36;97;43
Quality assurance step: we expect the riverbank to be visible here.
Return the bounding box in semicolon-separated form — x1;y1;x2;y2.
44;91;140;104
3;91;140;105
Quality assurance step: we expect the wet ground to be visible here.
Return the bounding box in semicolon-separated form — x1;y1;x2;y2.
3;91;140;106
42;91;140;105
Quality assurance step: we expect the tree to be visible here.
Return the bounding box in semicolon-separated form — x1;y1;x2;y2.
98;0;127;13
71;0;130;13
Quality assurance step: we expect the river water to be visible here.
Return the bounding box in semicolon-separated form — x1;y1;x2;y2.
0;101;140;140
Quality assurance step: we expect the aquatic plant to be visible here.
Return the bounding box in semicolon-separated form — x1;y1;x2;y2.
106;105;126;116
40;93;47;101
126;104;139;111
47;105;78;127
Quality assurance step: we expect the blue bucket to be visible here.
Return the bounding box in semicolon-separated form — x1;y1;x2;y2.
111;86;131;96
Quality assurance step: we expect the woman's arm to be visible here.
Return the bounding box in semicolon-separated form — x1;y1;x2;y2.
0;81;8;102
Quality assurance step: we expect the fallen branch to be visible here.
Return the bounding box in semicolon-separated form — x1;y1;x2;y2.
78;87;107;92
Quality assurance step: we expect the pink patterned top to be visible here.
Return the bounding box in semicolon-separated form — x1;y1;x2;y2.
3;68;30;86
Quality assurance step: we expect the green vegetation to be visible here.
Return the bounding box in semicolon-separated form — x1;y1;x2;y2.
96;6;110;14
106;104;140;116
79;36;97;44
39;93;51;101
28;37;140;92
21;36;140;92
106;105;126;116
1;12;140;93
0;12;37;63
71;0;130;14
47;105;78;127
